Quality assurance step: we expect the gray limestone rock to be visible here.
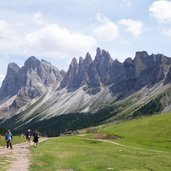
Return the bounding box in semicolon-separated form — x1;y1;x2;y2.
60;57;79;90
1;48;171;122
93;49;113;84
0;56;63;118
0;62;20;100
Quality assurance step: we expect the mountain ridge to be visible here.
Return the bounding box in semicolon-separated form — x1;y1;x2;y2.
1;48;171;134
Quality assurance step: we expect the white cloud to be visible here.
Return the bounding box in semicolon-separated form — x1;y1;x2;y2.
24;23;97;57
94;13;119;41
0;20;22;53
0;15;97;58
0;20;11;38
166;28;171;37
95;13;110;23
32;12;45;26
149;0;171;23
119;18;144;37
122;0;132;7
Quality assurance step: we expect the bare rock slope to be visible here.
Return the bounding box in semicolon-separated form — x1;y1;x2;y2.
1;48;171;127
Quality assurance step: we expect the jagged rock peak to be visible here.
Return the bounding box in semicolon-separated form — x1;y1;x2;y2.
102;49;113;62
7;62;20;72
124;57;133;64
25;56;40;62
113;59;122;65
0;62;20;100
96;47;102;57
24;56;40;68
85;52;91;59
135;51;149;59
79;57;84;64
41;59;51;65
102;49;108;56
70;57;78;67
114;58;120;63
84;52;92;65
95;48;113;62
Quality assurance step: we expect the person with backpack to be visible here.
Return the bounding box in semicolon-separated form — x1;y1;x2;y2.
33;130;39;146
5;130;13;149
26;129;32;146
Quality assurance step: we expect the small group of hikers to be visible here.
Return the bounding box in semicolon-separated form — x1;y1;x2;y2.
26;129;39;146
3;129;39;149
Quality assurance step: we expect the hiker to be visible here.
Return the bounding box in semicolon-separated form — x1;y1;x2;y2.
26;129;32;145
33;130;39;146
5;130;13;149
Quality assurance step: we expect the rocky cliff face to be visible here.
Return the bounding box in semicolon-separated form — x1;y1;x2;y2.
60;48;171;96
0;56;63;120
1;48;171;122
60;48;113;94
0;56;63;100
17;56;62;98
0;62;20;100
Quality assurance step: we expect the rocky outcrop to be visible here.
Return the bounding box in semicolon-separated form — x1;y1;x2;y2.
60;48;113;93
164;66;171;84
2;51;169;98
17;57;62;90
0;56;63;99
59;48;171;96
110;52;171;95
0;56;63;120
60;57;79;90
1;48;171;122
92;48;113;84
0;62;20;100
134;51;149;77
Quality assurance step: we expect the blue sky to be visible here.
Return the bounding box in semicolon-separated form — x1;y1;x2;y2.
1;0;171;85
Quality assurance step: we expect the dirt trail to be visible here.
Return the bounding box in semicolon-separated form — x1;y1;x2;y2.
0;138;48;171
8;142;30;171
95;138;171;154
82;137;171;154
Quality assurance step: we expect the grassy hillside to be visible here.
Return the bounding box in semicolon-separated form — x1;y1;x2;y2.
29;112;171;171
98;112;171;151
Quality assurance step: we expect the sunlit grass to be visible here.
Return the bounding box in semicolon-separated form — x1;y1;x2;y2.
0;154;13;171
29;112;171;171
29;136;171;171
0;136;25;147
99;112;171;151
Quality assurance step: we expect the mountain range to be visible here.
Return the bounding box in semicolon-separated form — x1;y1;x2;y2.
1;48;171;135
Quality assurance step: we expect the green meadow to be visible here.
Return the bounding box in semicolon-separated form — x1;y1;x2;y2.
0;136;25;147
99;112;171;151
0;112;171;170
29;112;171;171
0;155;12;171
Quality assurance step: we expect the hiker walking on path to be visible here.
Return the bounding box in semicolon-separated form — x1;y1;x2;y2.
5;130;13;149
33;130;39;146
26;129;32;146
